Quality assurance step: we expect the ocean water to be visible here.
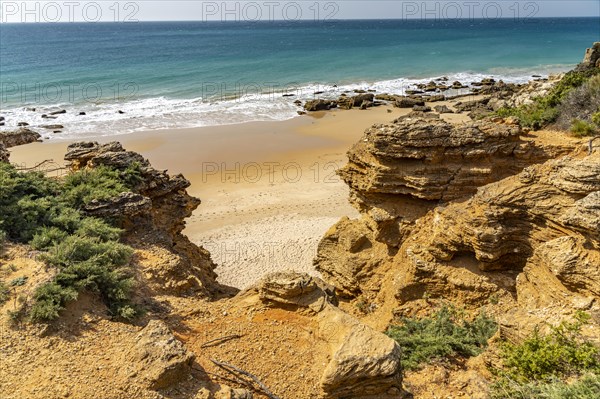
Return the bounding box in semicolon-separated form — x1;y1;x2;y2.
0;18;598;138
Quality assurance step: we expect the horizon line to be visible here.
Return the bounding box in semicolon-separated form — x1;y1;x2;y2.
1;16;599;24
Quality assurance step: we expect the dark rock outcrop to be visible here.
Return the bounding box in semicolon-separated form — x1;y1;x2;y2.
0;128;41;150
304;99;337;111
394;97;424;108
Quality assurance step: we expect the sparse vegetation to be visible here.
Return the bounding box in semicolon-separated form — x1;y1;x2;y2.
571;119;597;137
557;74;600;132
0;162;141;322
385;305;497;370
494;69;600;131
490;374;600;399
0;280;10;304
490;312;600;399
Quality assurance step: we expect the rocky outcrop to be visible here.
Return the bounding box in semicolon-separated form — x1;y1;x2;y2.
394;97;424;108
315;114;575;297
64;142;222;297
387;150;600;316
0;128;41;148
252;272;404;398
577;42;600;70
339;117;531;204
123;320;195;390
304;99;337;111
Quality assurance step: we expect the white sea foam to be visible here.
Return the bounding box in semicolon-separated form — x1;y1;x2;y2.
0;68;571;140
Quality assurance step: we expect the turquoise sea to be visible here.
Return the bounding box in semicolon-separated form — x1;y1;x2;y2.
0;18;598;137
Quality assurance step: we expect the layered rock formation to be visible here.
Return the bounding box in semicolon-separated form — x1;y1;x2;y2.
315;115;573;296
64;142;222;297
389;151;598;310
578;41;600;70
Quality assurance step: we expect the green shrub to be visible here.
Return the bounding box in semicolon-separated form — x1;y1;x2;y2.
491;373;600;399
557;74;600;130
592;111;600;127
74;217;122;242
30;282;79;321
500;312;600;382
571;119;597;137
31;227;69;250
496;103;560;131
0;280;10;304
0;162;139;322
60;163;142;209
494;69;600;131
386;306;497;370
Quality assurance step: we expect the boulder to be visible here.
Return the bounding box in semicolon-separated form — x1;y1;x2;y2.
17;122;29;127
359;100;373;110
0;128;41;148
394;97;424;108
337;96;354;110
49;109;66;115
40;124;64;130
321;324;403;398
253;273;403;398
84;192;152;219
434;105;454;114
375;94;399;102
304;99;337;112
352;93;375;107
124;320;195;390
412;105;431;112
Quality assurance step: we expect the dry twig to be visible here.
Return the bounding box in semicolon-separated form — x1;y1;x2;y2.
210;358;281;399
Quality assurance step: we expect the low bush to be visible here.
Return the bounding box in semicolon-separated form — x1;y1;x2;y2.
0;280;10;304
386;306;497;370
557;74;600;131
491;373;600;399
0;162;141;322
60;163;142;209
571;120;597;137
494;69;600;131
500;312;600;382
491;312;600;398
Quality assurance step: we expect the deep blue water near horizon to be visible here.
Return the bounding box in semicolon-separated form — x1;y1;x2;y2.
0;18;598;136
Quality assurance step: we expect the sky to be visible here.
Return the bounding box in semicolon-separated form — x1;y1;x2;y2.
0;1;599;23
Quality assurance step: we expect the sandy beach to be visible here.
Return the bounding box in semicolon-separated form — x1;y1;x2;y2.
9;103;466;288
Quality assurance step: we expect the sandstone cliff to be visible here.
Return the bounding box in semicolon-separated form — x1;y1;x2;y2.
316;115;574;297
64;142;222;297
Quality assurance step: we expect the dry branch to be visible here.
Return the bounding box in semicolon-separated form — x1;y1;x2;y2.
210;358;281;399
201;334;242;348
